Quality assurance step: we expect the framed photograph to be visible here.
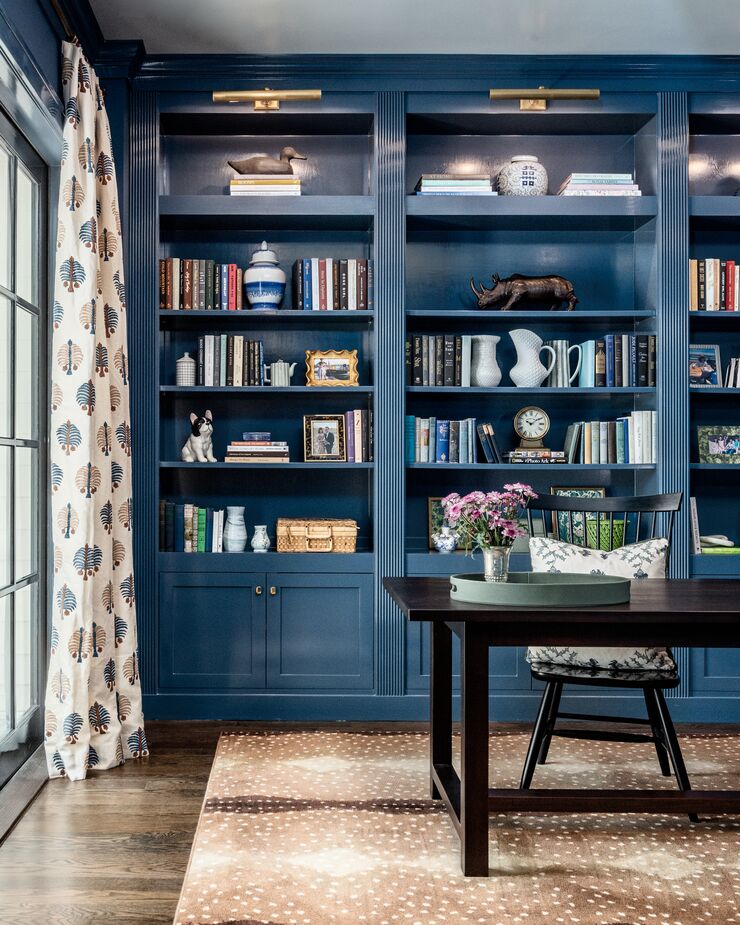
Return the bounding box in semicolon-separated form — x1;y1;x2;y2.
689;344;722;388
549;486;606;544
303;414;346;461
427;497;446;550
305;349;359;387
698;425;740;464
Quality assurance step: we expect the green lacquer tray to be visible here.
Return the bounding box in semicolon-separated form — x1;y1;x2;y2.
449;572;631;607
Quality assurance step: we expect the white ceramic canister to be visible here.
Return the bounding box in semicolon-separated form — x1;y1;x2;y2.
244;241;286;311
497;155;548;196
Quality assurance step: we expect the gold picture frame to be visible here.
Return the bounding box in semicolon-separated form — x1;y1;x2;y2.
305;349;359;387
303;414;347;461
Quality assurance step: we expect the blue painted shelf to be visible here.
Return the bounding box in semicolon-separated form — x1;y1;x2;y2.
159;195;375;231
160;461;374;470
407;463;655;470
688;312;740;322
690;388;740;395
406;386;655;395
689;196;740;221
690;463;740;470
159;551;375;571
690;554;740;576
406;309;655;322
406;195;657;231
160;385;375;394
159;309;374;328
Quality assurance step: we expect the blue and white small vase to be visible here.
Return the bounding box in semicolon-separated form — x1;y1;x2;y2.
251;524;271;553
432;525;457;554
497;155;548;196
244;241;286;312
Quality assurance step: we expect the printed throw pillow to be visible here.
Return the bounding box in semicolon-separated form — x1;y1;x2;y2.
526;536;676;671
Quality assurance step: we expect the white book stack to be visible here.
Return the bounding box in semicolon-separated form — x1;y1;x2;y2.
414;174;497;196
558;173;642;196
230;175;301;196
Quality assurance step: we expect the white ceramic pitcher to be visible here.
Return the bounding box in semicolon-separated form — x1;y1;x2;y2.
509;328;557;388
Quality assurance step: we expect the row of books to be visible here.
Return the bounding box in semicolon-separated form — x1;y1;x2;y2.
197;335;265;387
291;259;373;311
689;258;740;311
557;173;642;197
563;411;657;465
229;175;301;197
405;416;478;464
723;357;740;388
406;335;474;387
225;436;289;464
159;258;243;311
575;334;657;388
159;501;225;553
414;174;497;196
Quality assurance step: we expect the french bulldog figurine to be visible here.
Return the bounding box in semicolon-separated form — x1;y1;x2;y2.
181;410;216;463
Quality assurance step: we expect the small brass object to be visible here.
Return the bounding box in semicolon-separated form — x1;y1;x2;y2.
213;88;322;111
489;87;600;111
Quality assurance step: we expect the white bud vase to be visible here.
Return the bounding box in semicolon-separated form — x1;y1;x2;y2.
251;524;270;553
470;335;502;388
223;506;247;553
509;328;557;388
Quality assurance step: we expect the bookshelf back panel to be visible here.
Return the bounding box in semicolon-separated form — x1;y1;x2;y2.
689;134;740;196
691;471;740;546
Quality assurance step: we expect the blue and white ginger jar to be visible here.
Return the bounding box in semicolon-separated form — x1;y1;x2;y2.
244;241;286;311
497;155;548;196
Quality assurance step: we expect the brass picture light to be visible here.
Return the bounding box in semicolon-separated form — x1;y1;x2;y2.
489;87;600;111
212;89;322;111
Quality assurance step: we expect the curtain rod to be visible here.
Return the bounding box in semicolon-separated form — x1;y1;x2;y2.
49;0;75;42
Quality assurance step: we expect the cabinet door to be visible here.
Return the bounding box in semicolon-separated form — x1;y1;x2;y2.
159;572;266;690
266;572;373;690
690;648;740;694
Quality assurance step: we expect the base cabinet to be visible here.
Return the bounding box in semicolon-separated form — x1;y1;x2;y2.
159;570;373;693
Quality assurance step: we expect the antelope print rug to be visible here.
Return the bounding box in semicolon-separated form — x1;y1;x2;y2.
174;729;740;925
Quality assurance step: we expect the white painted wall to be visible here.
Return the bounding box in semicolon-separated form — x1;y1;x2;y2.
90;0;740;55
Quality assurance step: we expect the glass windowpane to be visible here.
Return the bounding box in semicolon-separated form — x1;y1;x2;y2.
0;145;10;290
14;447;37;581
14;583;37;723
0;296;9;438
14;304;37;440
0;447;9;588
0;595;9;736
15;164;38;304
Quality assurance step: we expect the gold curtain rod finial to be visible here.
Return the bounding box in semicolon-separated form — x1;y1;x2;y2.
212;89;322;111
489;87;600;111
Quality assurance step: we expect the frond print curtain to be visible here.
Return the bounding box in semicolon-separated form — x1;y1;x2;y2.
44;41;147;780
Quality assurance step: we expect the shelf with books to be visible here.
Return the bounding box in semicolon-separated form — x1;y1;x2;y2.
406;386;655;395
160;385;375;395
159;310;374;331
406;309;655;322
159;196;375;231
407;463;655;470
160;461;374;470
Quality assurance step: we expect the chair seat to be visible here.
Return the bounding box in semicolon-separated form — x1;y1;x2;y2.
530;663;681;688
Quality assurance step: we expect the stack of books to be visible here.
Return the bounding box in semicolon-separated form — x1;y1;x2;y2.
562;411;657;465
292;258;373;311
406;334;473;387
506;450;567;464
229;175;301;196
159;500;225;553
159;258;243;311
414;174;496;196
557;173;642;196
197;335;264;386
405;416;478;464
476;422;504;463
225;432;289;464
689;258;739;311
574;334;657;388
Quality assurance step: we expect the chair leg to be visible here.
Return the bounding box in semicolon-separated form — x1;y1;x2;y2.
642;685;672;777
646;686;700;824
520;681;558;789
537;680;563;765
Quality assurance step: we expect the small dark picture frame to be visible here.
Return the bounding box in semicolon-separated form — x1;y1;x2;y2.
303;414;346;461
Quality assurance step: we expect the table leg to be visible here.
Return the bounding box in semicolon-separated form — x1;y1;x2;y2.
430;620;452;799
460;622;489;877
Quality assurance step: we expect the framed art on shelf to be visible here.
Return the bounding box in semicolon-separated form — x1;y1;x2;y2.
303;414;347;461
689;344;722;388
427;497;445;550
697;426;740;464
549;486;607;544
305;349;359;386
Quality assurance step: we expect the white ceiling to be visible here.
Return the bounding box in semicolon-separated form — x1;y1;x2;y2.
89;0;740;56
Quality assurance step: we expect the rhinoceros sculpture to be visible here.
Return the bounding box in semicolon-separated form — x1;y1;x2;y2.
470;273;578;311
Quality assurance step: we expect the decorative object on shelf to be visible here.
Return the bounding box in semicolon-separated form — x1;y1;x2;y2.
549;486;607;544
432;525;458;554
176;351;196;386
470;273;578;312
223;506;248;553
304;414;347;461
545;340;582;387
305;349;359;386
428;497;457;550
251;524;271;553
496;155;548;196
509;330;557;388
442;484;536;583
228;146;307;175
244;241;286;312
264;359;297;387
181;410;217;463
697;425;740;464
689;344;722;388
513;405;551;449
276;518;359;553
470;335;502;387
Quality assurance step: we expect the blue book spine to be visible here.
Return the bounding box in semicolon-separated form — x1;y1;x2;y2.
304;259;312;310
428;416;436;462
220;264;228;311
605;335;615;388
405;415;416;464
174;504;185;552
436;420;450;463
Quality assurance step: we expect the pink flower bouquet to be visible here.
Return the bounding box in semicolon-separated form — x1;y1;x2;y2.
441;484;537;552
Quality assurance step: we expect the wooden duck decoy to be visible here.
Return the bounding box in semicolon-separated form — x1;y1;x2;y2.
228;146;307;175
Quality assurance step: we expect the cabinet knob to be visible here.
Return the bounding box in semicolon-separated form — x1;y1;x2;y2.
269;586;277;596
255;586;263;596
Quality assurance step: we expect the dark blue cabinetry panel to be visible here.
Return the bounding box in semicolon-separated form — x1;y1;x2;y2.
159;572;266;690
690;648;740;695
266;573;374;690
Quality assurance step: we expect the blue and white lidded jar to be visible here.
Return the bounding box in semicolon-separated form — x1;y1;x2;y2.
497;155;548;196
244;241;286;311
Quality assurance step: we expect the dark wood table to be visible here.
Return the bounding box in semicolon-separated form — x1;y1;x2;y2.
384;577;740;876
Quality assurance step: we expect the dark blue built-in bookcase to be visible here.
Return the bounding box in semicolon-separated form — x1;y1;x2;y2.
120;69;740;723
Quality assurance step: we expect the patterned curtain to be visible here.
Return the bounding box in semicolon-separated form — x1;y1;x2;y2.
44;41;147;780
